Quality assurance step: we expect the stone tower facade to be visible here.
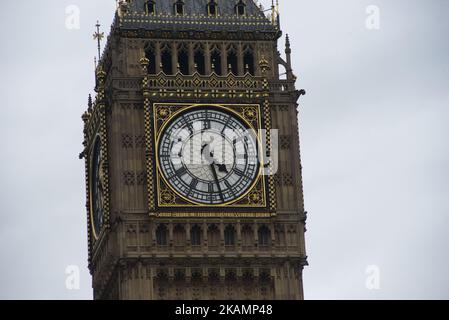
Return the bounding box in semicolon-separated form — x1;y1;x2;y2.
81;0;307;300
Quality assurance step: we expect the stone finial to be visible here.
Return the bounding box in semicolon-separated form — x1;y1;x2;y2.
82;111;90;123
285;34;291;53
117;0;129;18
96;64;106;80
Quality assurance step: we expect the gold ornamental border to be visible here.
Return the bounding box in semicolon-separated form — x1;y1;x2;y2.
157;212;272;218
152;103;267;209
88;134;101;240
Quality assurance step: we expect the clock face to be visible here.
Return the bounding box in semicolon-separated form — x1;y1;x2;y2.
158;107;260;205
90;136;104;238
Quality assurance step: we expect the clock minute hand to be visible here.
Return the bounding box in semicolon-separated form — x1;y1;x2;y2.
210;162;225;203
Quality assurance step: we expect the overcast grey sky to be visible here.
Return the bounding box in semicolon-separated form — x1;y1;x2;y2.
0;0;448;300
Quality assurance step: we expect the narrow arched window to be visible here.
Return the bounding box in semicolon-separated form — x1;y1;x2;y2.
207;0;218;17
235;0;246;16
145;1;156;15
160;44;173;75
174;0;185;15
224;225;236;246
191;225;202;246
243;50;255;75
145;44;156;74
156;225;168;246
210;45;222;76
258;226;270;246
177;44;189;75
227;45;238;75
194;49;206;75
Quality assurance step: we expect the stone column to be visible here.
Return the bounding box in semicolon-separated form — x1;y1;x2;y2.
219;221;225;248
254;44;261;76
236;222;242;253
254;222;259;246
205;43;211;75
155;42;161;73
186;223;191;252
270;222;276;247
169;222;174;247
203;222;208;248
171;42;178;74
221;42;228;75
188;42;195;74
237;42;244;76
151;221;156;247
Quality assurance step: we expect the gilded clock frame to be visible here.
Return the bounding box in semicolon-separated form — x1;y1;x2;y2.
149;103;269;214
89;133;110;241
83;66;112;258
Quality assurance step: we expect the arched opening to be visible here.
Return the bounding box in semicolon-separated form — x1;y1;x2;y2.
209;270;219;283
278;63;287;80
177;48;189;75
194;50;205;75
211;50;222;75
207;0;218;16
173;224;186;246
145;45;156;74
225;270;237;283
224;225;236;246
243;51;255;75
235;0;246;16
156;225;168;246
174;0;185;15
161;47;172;75
227;50;238;75
145;0;156;15
258;226;271;246
190;225;202;246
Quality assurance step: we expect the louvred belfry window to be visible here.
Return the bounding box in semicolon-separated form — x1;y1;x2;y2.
208;0;218;16
174;0;185;15
145;0;156;15
235;0;246;16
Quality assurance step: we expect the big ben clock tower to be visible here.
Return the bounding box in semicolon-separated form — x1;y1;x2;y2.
81;0;307;300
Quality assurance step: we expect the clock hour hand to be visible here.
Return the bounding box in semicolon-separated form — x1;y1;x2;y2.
216;163;229;174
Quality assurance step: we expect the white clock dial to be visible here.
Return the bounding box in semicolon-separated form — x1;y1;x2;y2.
158;107;259;205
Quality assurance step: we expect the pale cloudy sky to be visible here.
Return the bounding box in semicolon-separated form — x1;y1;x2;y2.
0;0;448;300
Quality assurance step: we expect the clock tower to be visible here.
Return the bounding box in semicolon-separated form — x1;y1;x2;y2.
81;0;307;300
